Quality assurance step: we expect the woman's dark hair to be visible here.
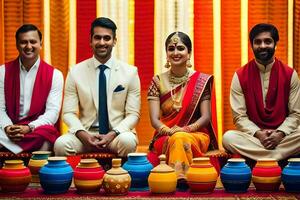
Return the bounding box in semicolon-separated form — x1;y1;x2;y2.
249;23;279;46
165;31;192;53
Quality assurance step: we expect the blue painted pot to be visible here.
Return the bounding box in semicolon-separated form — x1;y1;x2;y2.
39;157;73;194
220;158;252;193
123;153;153;191
282;158;300;193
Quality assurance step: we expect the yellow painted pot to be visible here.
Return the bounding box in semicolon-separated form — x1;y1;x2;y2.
28;151;51;183
148;155;177;194
186;157;218;194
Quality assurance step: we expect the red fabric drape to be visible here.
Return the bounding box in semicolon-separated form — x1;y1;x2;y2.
76;0;96;63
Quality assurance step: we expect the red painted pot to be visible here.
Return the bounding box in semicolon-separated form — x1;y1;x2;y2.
74;159;105;194
0;160;31;193
252;158;281;191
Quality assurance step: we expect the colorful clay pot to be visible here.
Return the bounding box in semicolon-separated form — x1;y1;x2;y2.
39;156;73;194
148;154;177;194
282;158;300;193
186;157;218;194
220;158;252;193
123;152;153;191
28;151;51;183
74;158;105;194
0;160;31;193
103;158;131;195
252;158;281;191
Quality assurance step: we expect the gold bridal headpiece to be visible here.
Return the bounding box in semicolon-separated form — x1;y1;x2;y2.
170;32;179;45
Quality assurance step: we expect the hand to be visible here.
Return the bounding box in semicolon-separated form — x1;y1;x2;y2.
4;125;29;142
254;130;269;145
95;131;116;149
262;130;285;150
76;130;104;150
169;125;185;135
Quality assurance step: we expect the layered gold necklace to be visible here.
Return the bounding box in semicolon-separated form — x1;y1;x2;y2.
168;70;189;112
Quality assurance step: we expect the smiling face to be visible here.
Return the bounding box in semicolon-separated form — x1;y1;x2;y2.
252;31;276;65
166;36;190;68
90;26;116;63
16;30;42;64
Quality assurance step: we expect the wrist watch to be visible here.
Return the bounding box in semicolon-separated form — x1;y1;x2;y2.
112;129;120;136
28;124;35;132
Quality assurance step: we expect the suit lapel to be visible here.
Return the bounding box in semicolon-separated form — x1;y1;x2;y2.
87;58;98;110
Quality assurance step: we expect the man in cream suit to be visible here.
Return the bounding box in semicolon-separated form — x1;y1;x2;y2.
54;17;141;157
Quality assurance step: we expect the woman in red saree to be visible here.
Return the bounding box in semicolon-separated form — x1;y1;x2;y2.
147;32;218;185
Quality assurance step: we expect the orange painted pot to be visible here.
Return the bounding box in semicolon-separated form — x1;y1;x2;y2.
186;157;218;194
0;160;31;193
74;159;105;194
252;158;281;191
148;155;177;194
28;151;51;183
103;158;131;195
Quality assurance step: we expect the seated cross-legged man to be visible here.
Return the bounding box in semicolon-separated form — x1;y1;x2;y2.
54;17;141;158
0;24;64;154
223;23;300;165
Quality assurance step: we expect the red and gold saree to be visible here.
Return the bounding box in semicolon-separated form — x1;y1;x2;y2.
147;71;218;179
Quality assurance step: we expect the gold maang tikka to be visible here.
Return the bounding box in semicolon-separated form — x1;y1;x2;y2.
170;32;179;45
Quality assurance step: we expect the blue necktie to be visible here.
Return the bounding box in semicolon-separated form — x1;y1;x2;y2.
98;64;109;134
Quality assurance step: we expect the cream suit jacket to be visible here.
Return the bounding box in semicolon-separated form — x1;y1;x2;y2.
63;57;141;135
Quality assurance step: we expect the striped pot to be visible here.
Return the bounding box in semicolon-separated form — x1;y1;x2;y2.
252;158;281;191
186;157;218;194
0;160;31;193
282;158;300;193
74;159;105;194
28;151;51;183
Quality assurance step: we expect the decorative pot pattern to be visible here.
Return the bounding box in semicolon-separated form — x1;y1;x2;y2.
123;152;153;191
103;158;131;195
74;158;105;194
28;151;51;183
282;158;300;193
0;160;31;193
220;158;251;193
39;156;73;194
252;158;281;191
148;154;177;194
186;157;218;194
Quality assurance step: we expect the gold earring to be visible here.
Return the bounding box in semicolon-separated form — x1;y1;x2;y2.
186;59;192;68
164;61;171;68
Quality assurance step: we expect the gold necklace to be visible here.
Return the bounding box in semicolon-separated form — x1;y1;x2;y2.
168;70;189;112
170;83;185;112
168;70;189;85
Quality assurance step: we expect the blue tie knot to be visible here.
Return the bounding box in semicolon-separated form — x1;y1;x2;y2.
100;64;107;72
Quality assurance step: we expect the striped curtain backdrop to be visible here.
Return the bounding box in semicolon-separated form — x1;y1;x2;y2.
0;0;299;149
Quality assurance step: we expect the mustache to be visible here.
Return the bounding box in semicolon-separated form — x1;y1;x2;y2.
95;45;107;48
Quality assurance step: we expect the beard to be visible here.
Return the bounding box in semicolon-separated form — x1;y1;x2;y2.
253;47;275;65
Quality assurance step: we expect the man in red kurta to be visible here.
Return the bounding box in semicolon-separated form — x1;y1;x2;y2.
0;24;63;153
223;23;300;161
